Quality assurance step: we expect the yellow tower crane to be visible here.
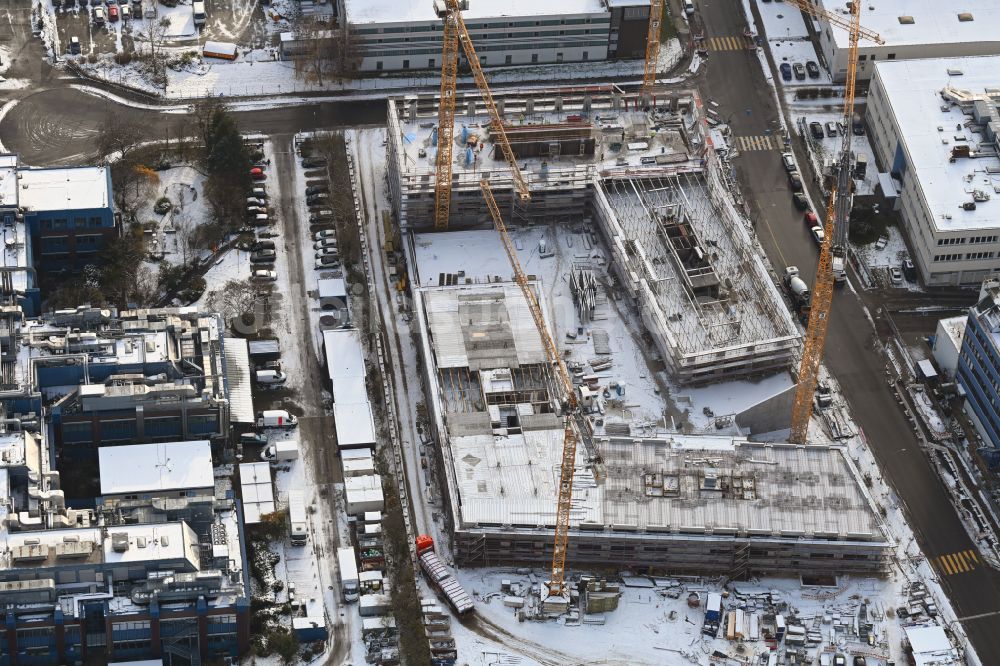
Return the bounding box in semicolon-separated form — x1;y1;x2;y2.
780;0;883;442
642;0;663;96
433;0;529;230
432;0;590;597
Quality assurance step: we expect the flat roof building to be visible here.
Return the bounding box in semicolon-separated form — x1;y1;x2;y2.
239;461;275;524
815;0;1000;82
866;56;1000;286
99;440;214;499
337;0;650;73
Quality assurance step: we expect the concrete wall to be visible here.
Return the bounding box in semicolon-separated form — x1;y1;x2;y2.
735;384;795;436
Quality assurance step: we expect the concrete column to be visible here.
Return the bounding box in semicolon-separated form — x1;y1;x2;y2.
236;597;250;656
150;600;161;658
554;97;564;113
525;99;535;115
54;608;65;664
197;597;208;661
6;611;17;666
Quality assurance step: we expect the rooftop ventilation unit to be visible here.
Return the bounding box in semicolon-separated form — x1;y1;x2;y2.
111;532;130;552
897;15;914;24
957;12;974;22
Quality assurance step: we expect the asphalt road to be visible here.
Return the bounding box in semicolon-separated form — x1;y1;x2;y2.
0;87;386;165
696;0;1000;655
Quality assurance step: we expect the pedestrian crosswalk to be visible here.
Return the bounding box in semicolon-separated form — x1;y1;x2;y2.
704;35;756;51
734;135;779;152
933;549;979;576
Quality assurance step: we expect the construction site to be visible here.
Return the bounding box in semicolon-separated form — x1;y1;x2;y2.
389;86;801;384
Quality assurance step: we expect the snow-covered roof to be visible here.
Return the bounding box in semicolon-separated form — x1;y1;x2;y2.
17;166;111;213
453;434;888;542
345;0;607;25
239;462;274;524
873;56;1000;232
905;624;960;665
323;328;367;400
223;336;255;424
422;283;547;370
0;156;16;209
99;441;214;496
333;402;376;448
318;277;347;299
938;315;967;349
819;0;1000;49
102;522;198;567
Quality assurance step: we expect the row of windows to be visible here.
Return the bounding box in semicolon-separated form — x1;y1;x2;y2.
937;235;999;246
371;28;602;44
376;50;592;70
933;252;996;262
858;53;896;62
357;17;607;34
41;217;105;230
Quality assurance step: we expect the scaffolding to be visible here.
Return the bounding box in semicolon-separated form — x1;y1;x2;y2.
594;170;800;384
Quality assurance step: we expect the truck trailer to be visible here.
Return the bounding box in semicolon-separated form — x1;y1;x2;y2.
288;489;308;546
416;535;473;615
336;547;360;601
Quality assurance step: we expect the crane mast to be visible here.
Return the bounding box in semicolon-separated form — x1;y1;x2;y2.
784;0;882;442
433;0;584;597
641;0;663;96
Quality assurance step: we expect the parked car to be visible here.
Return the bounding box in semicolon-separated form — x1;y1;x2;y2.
247;197;264;206
314;229;337;240
902;258;917;281
251;249;277;263
258;230;279;238
804;211;818;227
314;238;338;249
792;62;806;80
310;210;334;222
825;121;838;137
252;187;268;199
252;240;276;251
302;157;328;168
780;63;792;81
250;167;266;181
306;193;329;205
810;225;825;246
305;185;328;196
315;248;339;260
120;4;131;20
69;36;81;54
788;172;803;192
793;192;809;210
92;6;106;24
315;256;341;270
781;152;795;172
252;269;277;282
809;122;825;140
247;206;267;215
889;266;903;285
108;4;119;20
683;0;694;15
251;214;270;227
239;432;268;447
806;60;820;78
255;369;287;386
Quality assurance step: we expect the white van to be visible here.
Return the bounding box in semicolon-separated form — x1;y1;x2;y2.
252;213;270;226
684;0;695;15
256;410;298;429
255;369;287;386
252;187;268;199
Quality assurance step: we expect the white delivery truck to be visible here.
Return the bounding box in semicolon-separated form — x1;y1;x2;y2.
256;409;297;429
288;489;308;546
337;547;360;601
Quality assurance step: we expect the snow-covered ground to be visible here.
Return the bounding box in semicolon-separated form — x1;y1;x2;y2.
454;569;913;666
136;164;212;268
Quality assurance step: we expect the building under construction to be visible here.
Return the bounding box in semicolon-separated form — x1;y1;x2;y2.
410;277;892;578
389;86;800;384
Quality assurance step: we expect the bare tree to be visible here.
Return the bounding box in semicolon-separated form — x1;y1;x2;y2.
96;111;146;163
208;278;261;327
291;18;361;84
136;17;171;84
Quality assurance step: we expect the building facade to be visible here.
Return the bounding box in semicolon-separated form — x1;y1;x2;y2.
814;0;1000;82
866;57;1000;286
957;277;1000;452
0;155;119;271
337;0;650;72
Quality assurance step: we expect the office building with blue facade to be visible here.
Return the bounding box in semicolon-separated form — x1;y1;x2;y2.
0;304;255;665
0;154;119;273
0;156;42;316
957;276;1000;456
